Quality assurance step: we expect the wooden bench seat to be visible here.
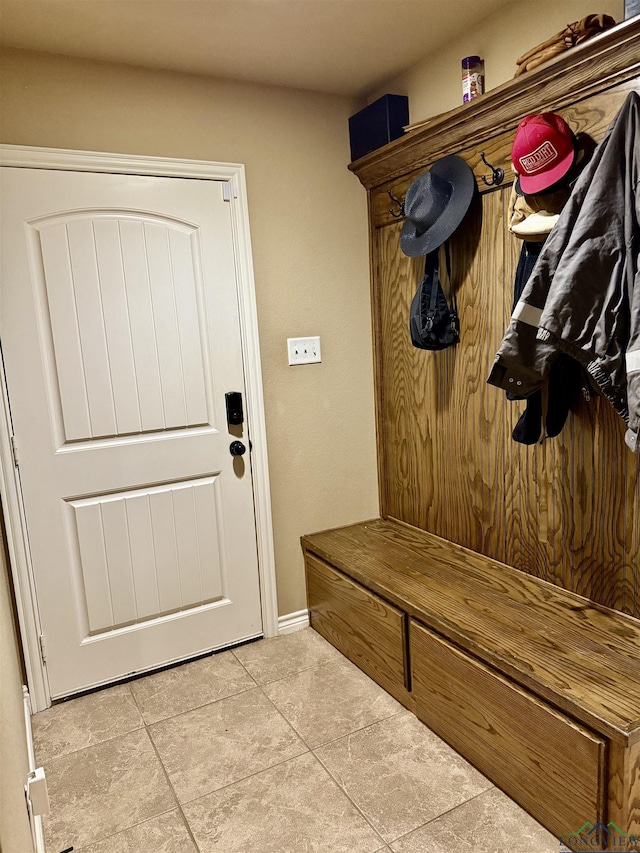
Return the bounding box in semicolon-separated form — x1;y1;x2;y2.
301;518;640;844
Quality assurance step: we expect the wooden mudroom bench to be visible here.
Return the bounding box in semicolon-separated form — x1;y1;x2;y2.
302;519;640;845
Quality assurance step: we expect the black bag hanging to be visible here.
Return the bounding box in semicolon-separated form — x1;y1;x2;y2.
409;241;459;350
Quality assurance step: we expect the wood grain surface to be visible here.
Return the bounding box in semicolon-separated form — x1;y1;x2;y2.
302;519;640;743
304;551;410;705
608;738;640;841
410;619;606;838
367;59;640;618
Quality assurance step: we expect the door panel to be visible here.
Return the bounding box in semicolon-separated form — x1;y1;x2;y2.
33;212;211;442
1;167;263;698
68;476;227;634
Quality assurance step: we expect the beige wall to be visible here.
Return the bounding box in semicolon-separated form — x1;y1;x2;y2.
0;518;34;853
368;0;624;123
0;46;380;619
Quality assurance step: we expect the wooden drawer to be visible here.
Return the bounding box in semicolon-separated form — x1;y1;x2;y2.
410;619;606;838
305;553;409;703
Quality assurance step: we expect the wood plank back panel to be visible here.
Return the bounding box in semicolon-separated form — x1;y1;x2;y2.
366;63;640;617
410;619;606;838
375;221;431;527
302;520;640;742
304;552;410;704
445;192;508;562
376;191;509;563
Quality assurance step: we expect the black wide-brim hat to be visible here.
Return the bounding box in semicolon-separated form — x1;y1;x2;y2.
400;155;475;257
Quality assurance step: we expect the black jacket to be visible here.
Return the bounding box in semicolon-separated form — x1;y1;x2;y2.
488;92;640;453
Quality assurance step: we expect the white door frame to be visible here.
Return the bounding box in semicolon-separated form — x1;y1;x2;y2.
0;144;279;711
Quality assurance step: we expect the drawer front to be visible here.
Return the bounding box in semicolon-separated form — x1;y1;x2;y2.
410;619;606;838
305;553;409;703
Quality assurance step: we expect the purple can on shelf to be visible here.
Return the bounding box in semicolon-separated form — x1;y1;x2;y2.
462;56;484;103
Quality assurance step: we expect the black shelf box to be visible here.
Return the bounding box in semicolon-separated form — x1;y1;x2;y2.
348;94;409;162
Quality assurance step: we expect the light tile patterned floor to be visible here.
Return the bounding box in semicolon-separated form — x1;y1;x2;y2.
33;628;560;853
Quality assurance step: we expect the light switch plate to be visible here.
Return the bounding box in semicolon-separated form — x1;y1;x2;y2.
287;336;321;365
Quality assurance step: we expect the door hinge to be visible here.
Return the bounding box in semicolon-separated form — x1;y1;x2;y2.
25;767;50;817
38;634;47;665
11;435;19;467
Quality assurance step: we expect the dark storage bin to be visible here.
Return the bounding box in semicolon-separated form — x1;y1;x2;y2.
348;94;409;162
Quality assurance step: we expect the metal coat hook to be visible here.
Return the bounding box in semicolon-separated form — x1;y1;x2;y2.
388;189;405;217
480;153;505;187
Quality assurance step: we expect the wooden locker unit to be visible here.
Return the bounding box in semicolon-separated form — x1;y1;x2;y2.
357;20;640;617
302;519;640;841
304;18;640;842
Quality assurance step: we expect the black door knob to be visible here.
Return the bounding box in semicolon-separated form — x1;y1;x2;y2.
229;440;246;457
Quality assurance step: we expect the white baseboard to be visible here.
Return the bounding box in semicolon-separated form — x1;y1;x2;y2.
278;609;310;634
23;687;46;853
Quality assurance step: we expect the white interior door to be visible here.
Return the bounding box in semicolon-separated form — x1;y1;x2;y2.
0;166;263;699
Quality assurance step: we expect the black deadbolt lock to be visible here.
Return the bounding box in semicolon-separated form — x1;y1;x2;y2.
225;391;244;425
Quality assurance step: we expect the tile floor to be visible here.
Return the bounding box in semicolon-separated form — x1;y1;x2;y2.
33;627;560;853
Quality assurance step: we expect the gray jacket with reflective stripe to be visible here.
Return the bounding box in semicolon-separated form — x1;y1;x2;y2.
488;91;640;452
